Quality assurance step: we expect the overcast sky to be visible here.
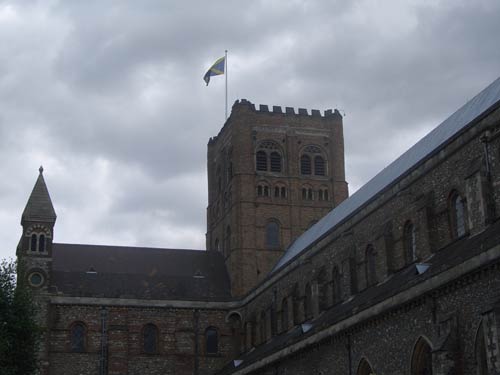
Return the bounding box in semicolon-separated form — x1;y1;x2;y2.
1;0;499;260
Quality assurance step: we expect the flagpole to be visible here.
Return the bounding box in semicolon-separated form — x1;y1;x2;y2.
225;50;228;121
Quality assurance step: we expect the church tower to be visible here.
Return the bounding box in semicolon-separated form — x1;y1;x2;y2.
17;166;57;290
206;100;348;297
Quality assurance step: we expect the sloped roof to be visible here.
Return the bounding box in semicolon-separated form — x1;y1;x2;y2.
51;244;231;301
273;76;500;273
22;167;56;223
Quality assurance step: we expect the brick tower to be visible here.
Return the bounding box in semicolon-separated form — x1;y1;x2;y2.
206;100;348;297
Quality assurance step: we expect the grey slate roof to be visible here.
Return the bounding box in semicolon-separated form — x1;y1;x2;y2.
220;219;500;374
51;243;231;301
273;76;500;272
22;167;56;223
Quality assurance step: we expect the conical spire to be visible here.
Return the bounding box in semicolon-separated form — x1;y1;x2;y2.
21;166;57;223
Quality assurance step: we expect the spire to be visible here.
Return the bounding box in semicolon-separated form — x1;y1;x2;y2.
21;166;57;224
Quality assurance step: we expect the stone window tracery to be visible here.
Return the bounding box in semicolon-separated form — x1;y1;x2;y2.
411;337;433;375
301;145;327;176
256;141;283;173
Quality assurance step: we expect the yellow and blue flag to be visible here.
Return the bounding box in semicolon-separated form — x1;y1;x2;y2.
203;56;225;86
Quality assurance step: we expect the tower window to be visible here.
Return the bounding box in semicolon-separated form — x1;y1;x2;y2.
39;234;45;252
255;141;283;173
205;327;219;355
300;155;311;175
270;152;282;172
266;221;280;249
314;156;325;176
30;234;37;252
301;145;327;176
143;323;159;354
256;151;268;171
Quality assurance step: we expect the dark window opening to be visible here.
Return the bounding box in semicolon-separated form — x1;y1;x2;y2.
257;185;263;196
264;186;269;197
274;186;280;197
206;327;218;354
324;189;329;200
280;187;286;198
300;155;311;175
281;298;289;332
70;323;86;353
143;324;158;354
30;234;37;251
256;151;268;171
307;188;313;200
411;338;433;375
314;156;325;176
270;152;282;172
302;188;307;200
304;283;313;320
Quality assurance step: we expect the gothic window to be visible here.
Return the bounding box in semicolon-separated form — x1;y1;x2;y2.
256;141;283;173
205;327;219;355
411;337;433;375
143;323;159;354
332;265;342;304
270;152;282;172
257;182;270;197
304;282;313;320
365;245;377;287
314;156;325;176
475;322;488;375
300;155;311;175
266;221;280;249
404;221;417;263
280;186;286;198
70;322;86;353
357;358;374;375
301;145;327;176
450;190;466;238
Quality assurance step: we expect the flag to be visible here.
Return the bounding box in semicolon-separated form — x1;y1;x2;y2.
203;56;225;86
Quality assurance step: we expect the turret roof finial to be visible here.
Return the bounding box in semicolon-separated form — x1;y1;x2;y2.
39;165;44;174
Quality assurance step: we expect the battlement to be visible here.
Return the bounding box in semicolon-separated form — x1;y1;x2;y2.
233;98;342;119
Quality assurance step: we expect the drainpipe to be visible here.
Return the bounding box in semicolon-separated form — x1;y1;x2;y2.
99;306;108;375
194;309;200;375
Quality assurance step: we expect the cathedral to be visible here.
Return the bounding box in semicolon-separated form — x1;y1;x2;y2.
17;76;500;375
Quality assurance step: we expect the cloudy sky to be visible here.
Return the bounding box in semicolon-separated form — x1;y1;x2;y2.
1;0;499;260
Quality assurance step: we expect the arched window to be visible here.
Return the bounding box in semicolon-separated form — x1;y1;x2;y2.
411;337;433;375
274;186;280;198
256;141;283;173
266;221;280;249
318;188;329;201
143;323;159;354
450;191;466;238
357;358;374;375
300;155;311;175
281;297;289;332
304;283;313;320
314;156;325;176
280;186;286;198
301;145;327;176
365;245;377;287
332;266;342;304
38;234;45;252
205;327;219;355
256;151;267;171
214;238;220;252
475;322;488;375
30;234;37;252
270;152;282;172
70;322;86;353
404;221;417;263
